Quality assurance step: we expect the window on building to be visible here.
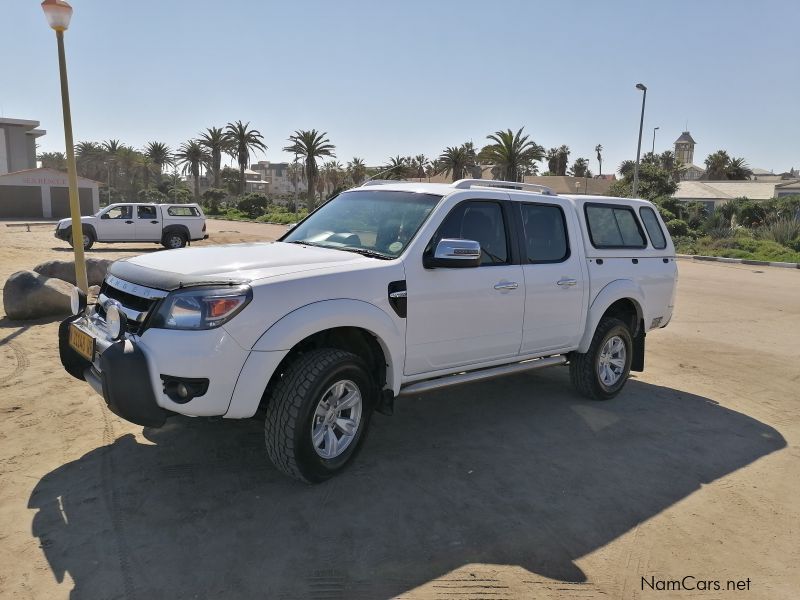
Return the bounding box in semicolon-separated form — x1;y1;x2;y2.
585;204;647;249
520;203;569;263
638;206;666;249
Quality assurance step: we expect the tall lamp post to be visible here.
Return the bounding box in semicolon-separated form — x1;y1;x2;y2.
631;82;647;198
651;126;660;154
41;0;88;292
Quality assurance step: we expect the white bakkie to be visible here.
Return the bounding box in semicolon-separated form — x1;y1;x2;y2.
54;202;207;250
59;179;677;482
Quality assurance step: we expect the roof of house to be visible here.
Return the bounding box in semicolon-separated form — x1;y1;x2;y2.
674;180;778;200
674;131;696;145
523;176;614;195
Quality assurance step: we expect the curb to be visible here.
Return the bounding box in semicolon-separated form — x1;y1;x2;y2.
676;254;800;270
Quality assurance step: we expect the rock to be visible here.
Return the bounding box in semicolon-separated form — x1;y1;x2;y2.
3;270;76;320
33;258;114;286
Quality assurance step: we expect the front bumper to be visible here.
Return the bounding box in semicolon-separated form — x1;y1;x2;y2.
59;317;168;427
54;227;69;242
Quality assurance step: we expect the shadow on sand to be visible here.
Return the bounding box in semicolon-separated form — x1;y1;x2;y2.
29;368;785;599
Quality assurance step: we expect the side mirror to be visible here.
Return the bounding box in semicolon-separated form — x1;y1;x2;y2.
423;238;481;269
101;213;110;219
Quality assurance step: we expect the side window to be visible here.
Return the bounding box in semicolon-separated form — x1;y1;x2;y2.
106;205;132;220
167;206;199;217
639;206;667;249
137;205;157;220
434;201;509;265
585;204;647;248
520;203;569;263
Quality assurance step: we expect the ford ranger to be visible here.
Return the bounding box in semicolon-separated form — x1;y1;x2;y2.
58;179;677;482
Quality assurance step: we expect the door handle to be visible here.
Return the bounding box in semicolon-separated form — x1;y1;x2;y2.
494;281;519;291
150;220;159;224
557;278;577;287
125;220;134;224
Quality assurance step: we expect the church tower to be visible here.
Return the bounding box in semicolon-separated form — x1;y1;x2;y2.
674;131;696;166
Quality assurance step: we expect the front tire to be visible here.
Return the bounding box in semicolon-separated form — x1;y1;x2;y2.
569;317;633;401
68;230;94;251
264;349;374;483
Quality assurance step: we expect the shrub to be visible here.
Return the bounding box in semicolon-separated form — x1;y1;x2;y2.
236;193;270;218
756;218;800;248
202;188;228;214
665;219;690;237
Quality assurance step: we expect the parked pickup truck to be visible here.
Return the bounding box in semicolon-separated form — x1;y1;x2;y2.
54;202;207;250
59;179;677;482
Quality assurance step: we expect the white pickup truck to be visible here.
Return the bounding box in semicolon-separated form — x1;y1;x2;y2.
54;202;207;250
59;179;677;482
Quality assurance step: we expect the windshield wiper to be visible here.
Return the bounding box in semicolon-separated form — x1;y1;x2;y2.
336;247;393;260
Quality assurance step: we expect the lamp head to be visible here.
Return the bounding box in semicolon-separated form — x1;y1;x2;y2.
636;83;647;91
41;0;73;31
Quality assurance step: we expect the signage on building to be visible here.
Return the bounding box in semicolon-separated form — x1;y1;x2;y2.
23;176;68;186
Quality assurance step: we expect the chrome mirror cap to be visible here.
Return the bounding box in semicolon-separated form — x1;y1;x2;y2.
424;238;481;268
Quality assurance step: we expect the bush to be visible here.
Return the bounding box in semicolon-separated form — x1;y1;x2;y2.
756;218;800;248
675;235;800;263
665;219;690;237
236;193;270;218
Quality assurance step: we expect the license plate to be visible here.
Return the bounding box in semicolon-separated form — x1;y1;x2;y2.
69;324;95;361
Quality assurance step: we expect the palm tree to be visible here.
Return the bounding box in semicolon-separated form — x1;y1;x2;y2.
38;151;66;170
727;157;752;180
556;145;570;176
116;146;140;198
144;141;173;185
134;152;155;190
347;157;367;186
438;145;470;181
595;144;603;176
412;154;429;179
619;159;636;178
283;129;336;211
224;121;267;194
704;150;731;180
383;156;409;180
480;127;544;182
199;127;227;188
175;140;210;201
425;159;441;182
546;148;559;175
102;139;123;189
569;157;591;178
322;161;344;196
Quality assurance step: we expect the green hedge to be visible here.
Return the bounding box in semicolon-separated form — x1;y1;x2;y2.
675;235;800;263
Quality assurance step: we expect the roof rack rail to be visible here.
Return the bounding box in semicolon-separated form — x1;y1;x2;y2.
451;179;556;196
360;179;404;187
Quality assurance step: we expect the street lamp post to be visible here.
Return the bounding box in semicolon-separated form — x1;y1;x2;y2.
41;0;88;292
632;82;647;198
652;126;660;154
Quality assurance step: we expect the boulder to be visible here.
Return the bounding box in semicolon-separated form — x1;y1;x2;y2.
33;258;114;286
3;270;76;320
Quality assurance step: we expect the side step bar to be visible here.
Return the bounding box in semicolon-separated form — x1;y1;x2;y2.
398;355;567;396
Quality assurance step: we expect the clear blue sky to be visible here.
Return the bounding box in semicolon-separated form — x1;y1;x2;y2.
3;0;798;174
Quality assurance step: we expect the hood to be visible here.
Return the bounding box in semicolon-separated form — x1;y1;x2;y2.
57;216;94;227
107;242;369;290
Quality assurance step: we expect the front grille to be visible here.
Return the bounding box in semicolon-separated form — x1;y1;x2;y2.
96;279;163;333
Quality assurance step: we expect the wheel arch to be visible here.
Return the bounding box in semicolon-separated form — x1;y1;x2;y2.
162;224;190;242
577;280;644;354
226;300;404;419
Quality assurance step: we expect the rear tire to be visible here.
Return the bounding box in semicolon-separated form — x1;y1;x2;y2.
264;349;374;483
162;231;187;249
569;317;633;401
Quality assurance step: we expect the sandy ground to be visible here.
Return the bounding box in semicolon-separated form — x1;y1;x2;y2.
0;219;798;599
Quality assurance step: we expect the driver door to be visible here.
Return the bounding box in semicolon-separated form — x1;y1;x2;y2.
99;204;135;240
404;199;524;375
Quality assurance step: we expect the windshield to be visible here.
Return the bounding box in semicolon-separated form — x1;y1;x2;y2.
281;190;441;258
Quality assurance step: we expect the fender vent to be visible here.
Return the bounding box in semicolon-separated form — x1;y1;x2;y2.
388;281;407;318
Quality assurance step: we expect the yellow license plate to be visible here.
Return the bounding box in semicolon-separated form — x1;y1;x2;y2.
69;324;95;361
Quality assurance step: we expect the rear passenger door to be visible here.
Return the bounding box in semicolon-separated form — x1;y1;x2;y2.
515;198;586;353
135;205;162;241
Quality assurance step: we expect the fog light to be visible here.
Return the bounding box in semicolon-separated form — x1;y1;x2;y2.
105;303;127;340
160;375;209;404
70;287;87;315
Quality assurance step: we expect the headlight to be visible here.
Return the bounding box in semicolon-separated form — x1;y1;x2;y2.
106;302;127;340
150;285;252;330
